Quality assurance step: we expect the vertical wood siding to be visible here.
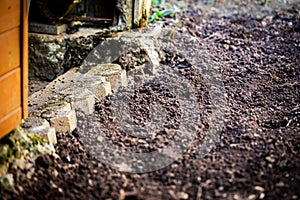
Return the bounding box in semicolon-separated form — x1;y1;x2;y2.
0;0;28;138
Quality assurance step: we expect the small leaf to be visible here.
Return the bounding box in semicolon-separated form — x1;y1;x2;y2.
154;10;163;18
160;9;175;17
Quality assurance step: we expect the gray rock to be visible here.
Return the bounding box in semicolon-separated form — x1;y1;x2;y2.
29;34;66;80
22;117;57;145
29;29;104;81
61;87;96;115
22;117;50;128
28;126;57;145
50;110;77;133
70;92;95;115
87;64;128;90
87;81;112;100
0;173;16;193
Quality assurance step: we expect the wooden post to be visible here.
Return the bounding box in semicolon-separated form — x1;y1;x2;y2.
22;0;29;119
133;0;152;28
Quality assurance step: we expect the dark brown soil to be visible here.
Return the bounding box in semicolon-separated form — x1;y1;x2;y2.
1;1;300;200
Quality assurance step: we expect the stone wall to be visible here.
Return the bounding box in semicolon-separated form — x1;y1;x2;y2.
29;29;105;80
28;0;152;81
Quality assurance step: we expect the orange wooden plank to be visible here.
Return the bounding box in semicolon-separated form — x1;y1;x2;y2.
21;0;28;119
0;0;20;33
0;107;22;139
0;68;21;119
0;27;20;77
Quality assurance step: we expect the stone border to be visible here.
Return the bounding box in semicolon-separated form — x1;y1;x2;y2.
24;30;161;145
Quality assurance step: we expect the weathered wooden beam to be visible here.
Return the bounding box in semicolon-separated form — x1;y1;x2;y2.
133;0;152;28
61;16;112;23
29;22;68;35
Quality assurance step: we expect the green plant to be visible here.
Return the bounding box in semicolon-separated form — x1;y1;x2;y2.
257;0;271;6
149;0;180;23
151;0;165;7
149;9;177;23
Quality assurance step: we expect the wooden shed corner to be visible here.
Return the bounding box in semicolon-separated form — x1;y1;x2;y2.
0;0;28;139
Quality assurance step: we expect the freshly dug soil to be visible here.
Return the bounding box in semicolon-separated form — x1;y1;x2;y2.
1;1;300;200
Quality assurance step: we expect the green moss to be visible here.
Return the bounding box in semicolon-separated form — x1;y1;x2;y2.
0;145;12;164
257;0;271;6
0;127;51;166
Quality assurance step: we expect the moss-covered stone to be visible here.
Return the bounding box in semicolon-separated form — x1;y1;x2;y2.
0;127;54;180
29;31;106;81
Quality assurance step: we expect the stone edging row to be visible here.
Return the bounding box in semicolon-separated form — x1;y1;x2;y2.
22;28;162;145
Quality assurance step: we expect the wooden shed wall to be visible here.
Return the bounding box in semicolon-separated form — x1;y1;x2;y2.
0;0;28;139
